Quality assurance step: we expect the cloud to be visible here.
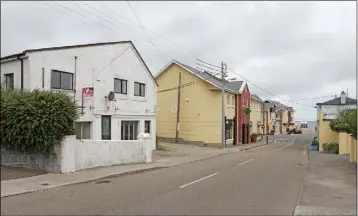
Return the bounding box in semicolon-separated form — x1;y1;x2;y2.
1;1;356;121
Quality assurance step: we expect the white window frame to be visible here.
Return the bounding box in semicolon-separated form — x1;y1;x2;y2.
121;121;139;140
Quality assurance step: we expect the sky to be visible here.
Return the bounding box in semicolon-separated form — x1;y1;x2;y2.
1;1;356;121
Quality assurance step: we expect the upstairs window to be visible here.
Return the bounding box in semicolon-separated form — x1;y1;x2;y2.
114;78;127;94
134;82;145;97
4;73;14;89
51;70;73;90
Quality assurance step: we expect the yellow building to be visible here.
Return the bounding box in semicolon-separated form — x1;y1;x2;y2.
316;92;357;152
155;60;245;146
250;94;263;137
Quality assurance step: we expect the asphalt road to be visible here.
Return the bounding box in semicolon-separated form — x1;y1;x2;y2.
1;133;314;215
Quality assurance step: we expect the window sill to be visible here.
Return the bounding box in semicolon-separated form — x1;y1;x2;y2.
132;96;147;102
51;88;74;93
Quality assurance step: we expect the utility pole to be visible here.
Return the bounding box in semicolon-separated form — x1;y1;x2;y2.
175;72;182;144
221;62;227;148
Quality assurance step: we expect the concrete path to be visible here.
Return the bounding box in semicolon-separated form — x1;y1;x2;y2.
1;140;270;198
294;151;357;216
1;134;312;215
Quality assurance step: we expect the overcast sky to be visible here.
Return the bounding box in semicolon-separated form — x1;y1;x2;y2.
1;1;356;121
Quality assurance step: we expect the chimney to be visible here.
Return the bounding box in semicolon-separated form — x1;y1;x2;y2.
340;91;346;104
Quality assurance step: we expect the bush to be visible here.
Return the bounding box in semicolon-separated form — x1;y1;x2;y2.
1;89;79;156
330;109;357;139
322;142;339;154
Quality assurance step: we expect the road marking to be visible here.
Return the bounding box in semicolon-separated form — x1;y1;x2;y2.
238;159;253;166
275;140;294;151
179;173;219;189
262;152;271;156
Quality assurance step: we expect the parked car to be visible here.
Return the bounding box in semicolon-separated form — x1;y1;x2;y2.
293;128;302;134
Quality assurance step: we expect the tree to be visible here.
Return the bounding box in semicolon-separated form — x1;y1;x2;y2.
330;108;357;139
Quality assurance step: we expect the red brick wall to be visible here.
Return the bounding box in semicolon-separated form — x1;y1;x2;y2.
235;85;251;144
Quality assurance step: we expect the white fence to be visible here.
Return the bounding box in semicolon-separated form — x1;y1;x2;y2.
58;133;152;173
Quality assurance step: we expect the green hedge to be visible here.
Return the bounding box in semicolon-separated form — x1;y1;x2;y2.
1;89;79;156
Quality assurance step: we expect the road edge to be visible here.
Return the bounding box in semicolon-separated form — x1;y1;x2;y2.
293;141;311;216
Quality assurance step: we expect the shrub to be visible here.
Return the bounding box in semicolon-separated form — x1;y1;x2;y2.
322;142;339;154
1;89;79;156
330;109;357;139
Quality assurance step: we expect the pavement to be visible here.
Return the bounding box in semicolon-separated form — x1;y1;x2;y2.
1;139;271;198
294;150;357;215
1;134;312;215
1;166;46;181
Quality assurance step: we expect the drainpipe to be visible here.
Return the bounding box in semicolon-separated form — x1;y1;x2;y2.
17;55;24;91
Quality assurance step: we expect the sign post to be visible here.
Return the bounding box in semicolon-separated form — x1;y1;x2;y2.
80;87;94;116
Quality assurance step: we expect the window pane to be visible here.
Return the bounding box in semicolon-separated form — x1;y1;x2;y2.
51;71;61;89
145;121;150;134
121;121;124;140
140;84;145;96
122;80;127;94
102;116;111;140
134;122;138;140
75;122;82;139
134;83;140;96
114;79;121;93
5;74;14;89
61;73;73;90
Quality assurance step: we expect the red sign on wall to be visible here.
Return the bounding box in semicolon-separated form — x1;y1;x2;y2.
261;125;265;129
82;87;94;97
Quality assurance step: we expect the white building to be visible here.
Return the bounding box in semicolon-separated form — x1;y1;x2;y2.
1;41;157;151
316;91;357;120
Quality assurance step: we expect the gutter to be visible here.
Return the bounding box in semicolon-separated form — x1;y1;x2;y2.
17;55;24;91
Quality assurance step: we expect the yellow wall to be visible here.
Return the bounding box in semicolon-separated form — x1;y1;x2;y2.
318;112;338;151
156;63;235;144
281;110;288;132
338;132;349;154
348;135;356;163
250;99;263;135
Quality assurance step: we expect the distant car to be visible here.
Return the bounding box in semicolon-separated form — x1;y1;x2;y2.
293;129;302;134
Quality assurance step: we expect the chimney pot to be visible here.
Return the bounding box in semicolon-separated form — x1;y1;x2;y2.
340;91;346;104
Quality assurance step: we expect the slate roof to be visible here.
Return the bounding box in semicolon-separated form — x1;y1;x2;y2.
316;96;357;106
251;94;262;102
175;61;244;93
1;41;158;86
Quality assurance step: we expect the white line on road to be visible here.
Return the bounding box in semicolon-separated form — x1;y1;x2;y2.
238;159;253;166
275;140;294;152
262;152;271;156
179;173;219;189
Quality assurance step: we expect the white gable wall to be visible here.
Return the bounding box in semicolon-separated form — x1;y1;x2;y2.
317;104;356;120
1;42;157;150
1;58;30;89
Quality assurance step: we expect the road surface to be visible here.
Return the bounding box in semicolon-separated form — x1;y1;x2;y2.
1;133;314;215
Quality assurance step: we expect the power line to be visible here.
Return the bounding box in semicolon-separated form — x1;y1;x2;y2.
42;2;325;108
275;95;335;103
227;67;315;108
125;1;167;61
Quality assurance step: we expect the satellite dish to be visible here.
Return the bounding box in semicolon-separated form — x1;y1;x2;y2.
107;91;115;101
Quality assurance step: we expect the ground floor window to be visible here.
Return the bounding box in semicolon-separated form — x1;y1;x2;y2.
75;122;91;139
101;115;111;140
121;121;139;140
145;120;151;134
